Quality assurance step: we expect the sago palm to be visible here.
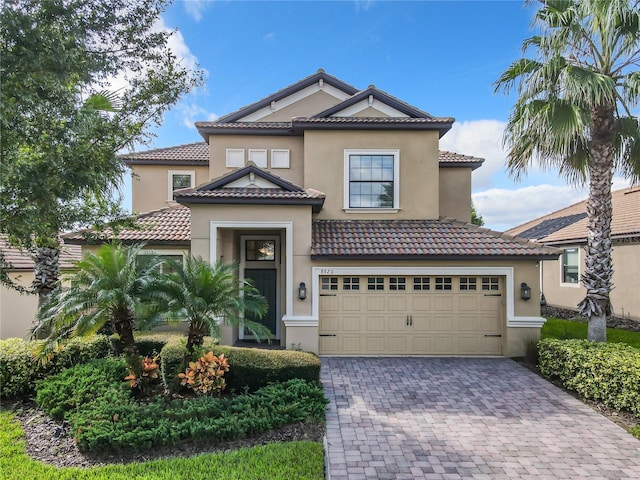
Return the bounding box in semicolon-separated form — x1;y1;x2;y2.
34;243;163;376
148;256;269;365
495;0;640;341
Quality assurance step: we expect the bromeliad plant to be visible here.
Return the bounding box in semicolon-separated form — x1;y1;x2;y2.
178;351;229;396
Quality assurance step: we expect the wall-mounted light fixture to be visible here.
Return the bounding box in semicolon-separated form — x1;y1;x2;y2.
520;282;532;301
540;292;547;306
298;282;307;300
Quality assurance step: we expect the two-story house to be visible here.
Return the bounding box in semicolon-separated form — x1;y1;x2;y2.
63;70;558;357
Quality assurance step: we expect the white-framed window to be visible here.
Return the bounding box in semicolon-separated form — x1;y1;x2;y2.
343;149;399;211
562;248;580;284
248;149;267;168
271;149;290;169
136;251;185;275
168;170;195;201
226;148;245;168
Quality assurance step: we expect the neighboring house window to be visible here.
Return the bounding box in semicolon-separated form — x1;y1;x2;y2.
389;277;406;291
367;277;384;290
562;248;580;284
413;277;430;291
168;170;195;201
344;149;399;210
226;149;245;168
137;254;183;275
435;277;452;291
248;149;267;168
459;277;477;291
271;149;290;169
343;277;360;290
321;277;338;291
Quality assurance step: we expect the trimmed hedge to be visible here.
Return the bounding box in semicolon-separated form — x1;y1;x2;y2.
160;341;321;393
35;358;129;420
72;378;327;452
538;339;640;416
0;336;112;399
109;333;192;357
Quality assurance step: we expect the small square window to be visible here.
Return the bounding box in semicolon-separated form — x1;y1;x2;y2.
459;277;477;291
271;149;290;169
389;277;406;291
246;240;275;261
367;277;384;291
413;277;430;291
343;277;360;291
248;149;267;168
226;149;245;168
435;277;452;291
482;277;500;291
322;277;338;291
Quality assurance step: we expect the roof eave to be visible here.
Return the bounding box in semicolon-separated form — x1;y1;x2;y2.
123;158;209;166
176;196;325;212
291;120;453;137
310;253;561;261
195;125;298;140
63;238;190;246
438;161;484;171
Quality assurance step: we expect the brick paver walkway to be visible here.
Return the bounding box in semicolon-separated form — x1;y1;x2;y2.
322;357;640;480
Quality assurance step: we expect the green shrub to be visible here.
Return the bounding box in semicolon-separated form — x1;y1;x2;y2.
73;379;328;452
539;339;640;416
36;358;130;420
0;336;112;399
160;341;321;393
110;333;189;357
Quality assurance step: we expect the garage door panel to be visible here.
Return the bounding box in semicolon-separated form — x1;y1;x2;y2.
318;275;503;356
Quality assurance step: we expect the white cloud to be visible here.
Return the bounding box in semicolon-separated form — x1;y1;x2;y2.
183;0;211;22
354;1;375;12
473;176;632;232
263;32;276;41
178;102;217;129
439;120;508;190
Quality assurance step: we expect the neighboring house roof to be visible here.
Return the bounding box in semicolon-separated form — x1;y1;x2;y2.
0;236;82;271
311;219;559;260
175;164;326;212
119;141;481;170
64;205;191;245
507;187;640;244
121;142;209;166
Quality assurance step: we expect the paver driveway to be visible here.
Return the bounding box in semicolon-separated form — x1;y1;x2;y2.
322;357;640;480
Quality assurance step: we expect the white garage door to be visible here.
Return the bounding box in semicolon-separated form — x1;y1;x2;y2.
319;275;503;355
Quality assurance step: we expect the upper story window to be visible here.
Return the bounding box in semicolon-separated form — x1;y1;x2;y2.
562;248;579;284
168;170;195;201
344;149;399;211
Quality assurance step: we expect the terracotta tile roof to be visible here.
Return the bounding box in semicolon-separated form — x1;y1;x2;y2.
293;116;454;124
194;121;292;130
64;205;191;245
507;187;640;244
438;150;484;170
178;187;325;200
0;236;82;270
311;219;559;259
121;142;209;165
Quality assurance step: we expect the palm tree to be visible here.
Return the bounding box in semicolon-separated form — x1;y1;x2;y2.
495;0;640;341
34;243;163;377
148;256;269;365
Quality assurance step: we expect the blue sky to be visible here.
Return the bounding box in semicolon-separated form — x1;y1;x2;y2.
121;0;631;230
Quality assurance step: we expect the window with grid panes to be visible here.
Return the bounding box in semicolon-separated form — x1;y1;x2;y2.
459;277;477;291
321;277;338;291
435;277;452;291
342;277;360;291
367;277;384;290
389;277;406;290
482;277;500;291
413;277;430;291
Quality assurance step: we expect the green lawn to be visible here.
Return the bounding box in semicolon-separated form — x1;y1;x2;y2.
542;318;640;348
0;412;324;480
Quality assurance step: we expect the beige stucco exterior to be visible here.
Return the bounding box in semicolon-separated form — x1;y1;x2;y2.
0;272;38;340
130;164;209;213
256;90;344;122
439;168;472;222
541;242;640;321
304;130;441;220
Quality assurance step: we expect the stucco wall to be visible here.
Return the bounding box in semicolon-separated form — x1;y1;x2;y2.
0;272;37;340
541;242;640;321
304;130;441;220
255;90;343;122
208;135;305;187
130;165;209;213
439;168;472;222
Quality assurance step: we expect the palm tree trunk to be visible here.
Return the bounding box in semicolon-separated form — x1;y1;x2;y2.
577;105;615;342
33;244;60;308
114;315;142;378
184;322;207;367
